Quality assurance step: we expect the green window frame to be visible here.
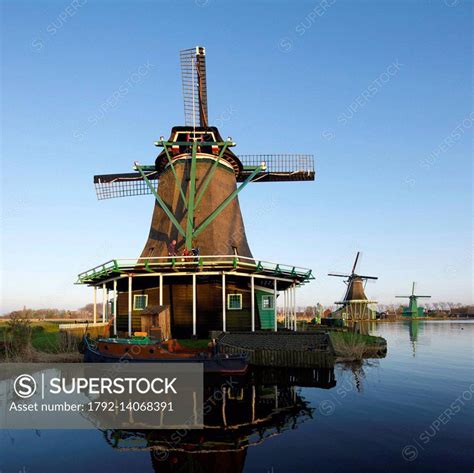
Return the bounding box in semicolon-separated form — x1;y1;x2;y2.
227;293;242;310
262;295;274;309
133;294;148;310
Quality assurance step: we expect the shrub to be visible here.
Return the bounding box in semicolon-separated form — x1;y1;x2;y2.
3;311;33;360
330;332;367;360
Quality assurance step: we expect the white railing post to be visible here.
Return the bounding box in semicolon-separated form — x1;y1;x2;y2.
128;275;132;337
293;283;297;332
192;274;197;336
113;279;117;336
102;283;106;323
274;279;277;332
93;286;97;324
222;273;226;332
251;275;255;332
159;274;163;306
289;285;293;330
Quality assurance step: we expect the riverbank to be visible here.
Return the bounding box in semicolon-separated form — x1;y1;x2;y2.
329;331;387;361
1;318;386;365
0;320;82;362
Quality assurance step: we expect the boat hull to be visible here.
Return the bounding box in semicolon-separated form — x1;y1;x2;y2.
82;337;249;375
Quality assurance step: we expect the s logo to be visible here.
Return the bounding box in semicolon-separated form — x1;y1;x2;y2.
14;374;37;399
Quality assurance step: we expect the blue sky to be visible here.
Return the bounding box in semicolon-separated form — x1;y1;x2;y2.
1;0;472;313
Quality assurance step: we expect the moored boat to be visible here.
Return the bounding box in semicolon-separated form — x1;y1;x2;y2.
81;335;249;375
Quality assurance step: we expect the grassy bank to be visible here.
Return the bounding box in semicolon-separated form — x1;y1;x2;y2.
0;321;62;353
0;319;82;361
329;332;387;360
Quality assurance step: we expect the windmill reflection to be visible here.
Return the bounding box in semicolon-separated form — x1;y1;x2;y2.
102;367;336;472
408;320;420;357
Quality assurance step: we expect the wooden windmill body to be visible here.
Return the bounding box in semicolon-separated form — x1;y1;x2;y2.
328;252;378;321
78;47;315;338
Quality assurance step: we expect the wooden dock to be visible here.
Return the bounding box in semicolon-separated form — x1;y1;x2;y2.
216;331;335;368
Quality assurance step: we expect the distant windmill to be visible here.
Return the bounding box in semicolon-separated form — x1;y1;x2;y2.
328;252;378;320
396;282;431;318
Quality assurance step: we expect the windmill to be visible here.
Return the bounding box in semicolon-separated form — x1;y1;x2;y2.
328;252;378;320
396;282;431;318
78;46;315;338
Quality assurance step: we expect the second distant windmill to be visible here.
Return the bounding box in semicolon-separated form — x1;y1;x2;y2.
396;282;431;318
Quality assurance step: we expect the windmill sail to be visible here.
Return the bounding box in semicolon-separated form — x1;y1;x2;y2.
238;154;315;181
180;46;208;128
93;152;315;200
352;251;360;273
94;172;158;200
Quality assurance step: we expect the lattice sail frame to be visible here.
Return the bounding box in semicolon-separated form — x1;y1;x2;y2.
93;153;315;200
180;47;208;127
238;154;315;182
94;172;158;200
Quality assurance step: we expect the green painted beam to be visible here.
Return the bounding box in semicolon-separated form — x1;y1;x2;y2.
144;260;154;273
185;142;198;250
194;142;230;208
135;163;186;238
162;144;188;209
193;164;265;239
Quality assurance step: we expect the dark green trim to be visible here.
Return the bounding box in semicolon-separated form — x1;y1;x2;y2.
156;141;236;148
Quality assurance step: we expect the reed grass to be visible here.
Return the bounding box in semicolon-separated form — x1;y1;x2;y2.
330;332;369;360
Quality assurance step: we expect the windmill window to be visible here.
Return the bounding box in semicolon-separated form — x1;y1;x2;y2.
133;295;148;310
227;294;242;310
262;295;274;309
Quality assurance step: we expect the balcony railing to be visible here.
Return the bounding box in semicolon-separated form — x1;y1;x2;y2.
76;255;314;285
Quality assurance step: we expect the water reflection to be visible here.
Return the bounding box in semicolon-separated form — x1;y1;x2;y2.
408;320;420;357
345;320;378;335
2;322;472;473
102;367;336;472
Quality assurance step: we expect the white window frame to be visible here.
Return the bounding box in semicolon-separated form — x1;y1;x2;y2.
227;293;242;310
133;294;148;311
262;295;274;310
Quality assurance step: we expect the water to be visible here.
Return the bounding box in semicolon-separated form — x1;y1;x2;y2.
1;321;473;472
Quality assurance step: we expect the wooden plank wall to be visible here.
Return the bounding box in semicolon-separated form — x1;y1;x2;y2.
115;278;260;338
